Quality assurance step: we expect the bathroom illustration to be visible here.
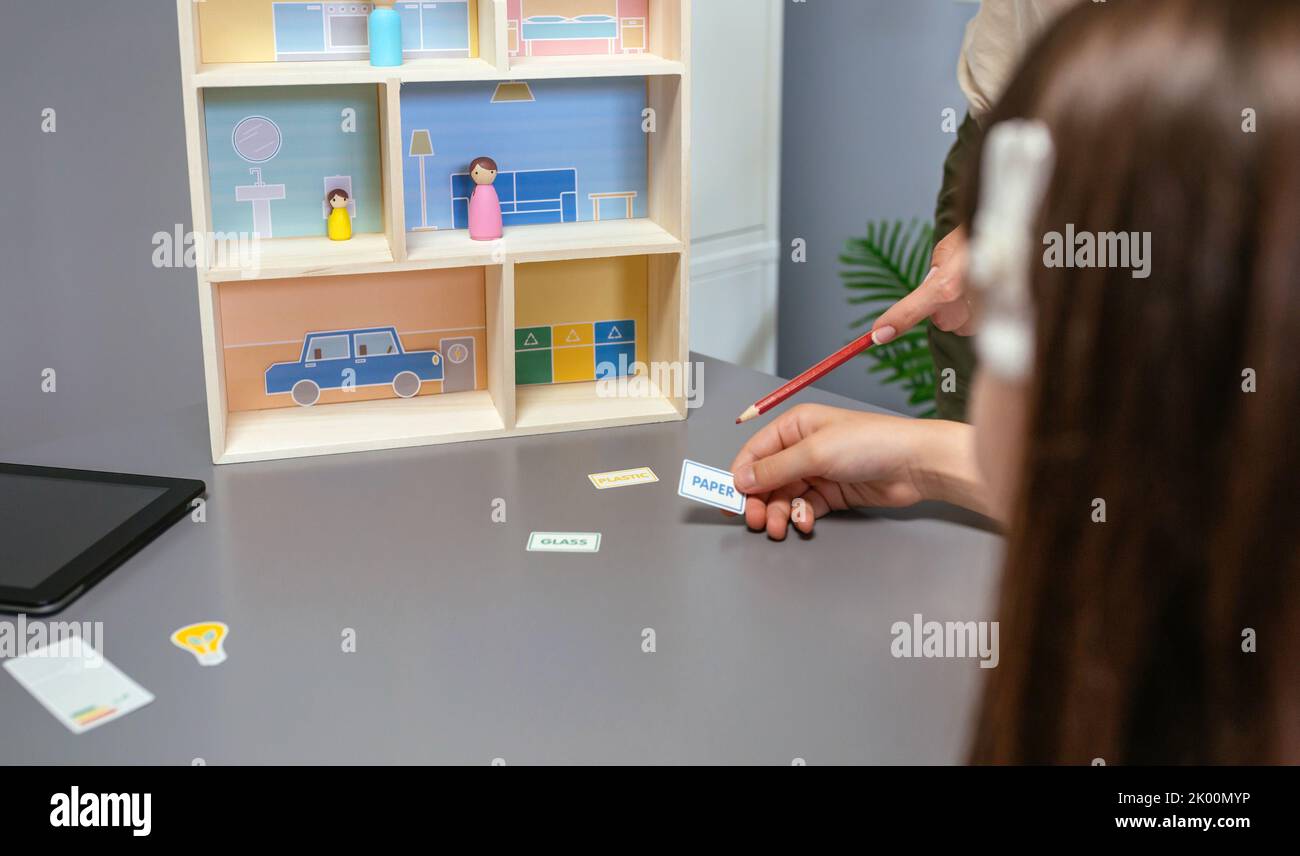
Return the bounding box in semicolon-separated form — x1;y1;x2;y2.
194;1;479;64
506;0;648;57
399;76;648;233
204;85;384;240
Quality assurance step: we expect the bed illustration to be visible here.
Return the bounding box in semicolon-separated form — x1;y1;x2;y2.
523;14;618;41
509;0;647;56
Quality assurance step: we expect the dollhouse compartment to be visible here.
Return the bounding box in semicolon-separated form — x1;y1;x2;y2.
504;0;683;73
400;71;686;267
512;253;685;430
199;82;403;281
191;0;503;86
208;265;511;462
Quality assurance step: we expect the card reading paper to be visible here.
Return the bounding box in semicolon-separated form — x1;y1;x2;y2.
588;467;659;490
678;459;746;513
3;638;155;734
527;532;602;553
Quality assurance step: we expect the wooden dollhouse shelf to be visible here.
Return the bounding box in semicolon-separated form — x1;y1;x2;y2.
206;234;394;283
194;55;683;89
514;381;681;431
194;58;500;89
221;390;506;463
219;383;681;463
405;219;683;269
179;1;692;464
504;219;684;262
204;221;682;283
504;54;683;79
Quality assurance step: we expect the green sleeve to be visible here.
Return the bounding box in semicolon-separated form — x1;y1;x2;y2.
933;112;983;242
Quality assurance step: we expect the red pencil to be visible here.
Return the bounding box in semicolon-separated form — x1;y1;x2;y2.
735;328;883;424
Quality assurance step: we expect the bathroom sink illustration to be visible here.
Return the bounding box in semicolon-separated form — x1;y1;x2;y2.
235;167;287;238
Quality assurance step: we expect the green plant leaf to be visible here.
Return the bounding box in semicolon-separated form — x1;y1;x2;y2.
840;219;937;416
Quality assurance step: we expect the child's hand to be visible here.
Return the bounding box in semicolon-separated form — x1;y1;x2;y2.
729;404;932;540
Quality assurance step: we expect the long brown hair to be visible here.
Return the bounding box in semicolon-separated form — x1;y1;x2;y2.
965;0;1300;764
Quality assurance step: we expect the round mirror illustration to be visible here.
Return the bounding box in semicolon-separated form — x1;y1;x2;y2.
232;116;282;163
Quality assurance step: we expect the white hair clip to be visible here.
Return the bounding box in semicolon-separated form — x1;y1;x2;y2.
968;120;1055;381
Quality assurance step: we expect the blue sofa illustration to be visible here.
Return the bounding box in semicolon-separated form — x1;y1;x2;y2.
265;326;443;407
451;168;577;229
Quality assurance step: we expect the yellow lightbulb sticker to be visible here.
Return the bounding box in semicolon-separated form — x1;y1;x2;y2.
170;621;229;667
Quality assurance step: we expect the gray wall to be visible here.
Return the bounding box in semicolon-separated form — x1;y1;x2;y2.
0;1;201;455
779;0;978;413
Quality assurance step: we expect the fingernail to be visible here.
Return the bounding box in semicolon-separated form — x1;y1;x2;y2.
735;465;756;492
872;325;897;346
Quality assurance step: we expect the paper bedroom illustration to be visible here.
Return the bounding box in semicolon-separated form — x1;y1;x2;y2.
507;0;648;57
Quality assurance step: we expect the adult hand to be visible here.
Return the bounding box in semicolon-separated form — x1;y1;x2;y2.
870;226;974;345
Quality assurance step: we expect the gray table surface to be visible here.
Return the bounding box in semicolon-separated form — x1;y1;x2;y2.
0;355;1001;764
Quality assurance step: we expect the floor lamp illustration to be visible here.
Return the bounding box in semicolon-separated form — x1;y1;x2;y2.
409;129;436;231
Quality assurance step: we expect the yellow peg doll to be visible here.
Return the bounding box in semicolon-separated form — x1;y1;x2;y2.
326;188;352;241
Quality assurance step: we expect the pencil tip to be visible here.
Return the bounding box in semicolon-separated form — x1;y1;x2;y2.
736;405;760;424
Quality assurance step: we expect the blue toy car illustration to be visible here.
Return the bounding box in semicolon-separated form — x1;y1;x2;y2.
266;327;443;407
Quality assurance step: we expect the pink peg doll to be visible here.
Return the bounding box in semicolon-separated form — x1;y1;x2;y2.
467;156;503;241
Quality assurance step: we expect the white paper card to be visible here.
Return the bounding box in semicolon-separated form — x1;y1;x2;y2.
678;459;746;513
4;638;155;734
527;532;602;553
588;467;658;490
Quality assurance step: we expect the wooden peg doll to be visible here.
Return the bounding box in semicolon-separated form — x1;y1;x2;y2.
327;188;352;241
467;157;503;241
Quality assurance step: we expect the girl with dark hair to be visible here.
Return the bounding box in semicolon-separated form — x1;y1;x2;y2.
729;0;1300;764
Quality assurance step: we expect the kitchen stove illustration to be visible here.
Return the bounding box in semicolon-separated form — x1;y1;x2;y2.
273;2;473;61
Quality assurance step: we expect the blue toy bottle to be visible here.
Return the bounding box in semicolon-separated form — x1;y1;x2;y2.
369;4;403;67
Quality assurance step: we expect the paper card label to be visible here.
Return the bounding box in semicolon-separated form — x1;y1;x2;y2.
678;459;746;513
588;467;659;490
527;532;602;553
3;638;154;734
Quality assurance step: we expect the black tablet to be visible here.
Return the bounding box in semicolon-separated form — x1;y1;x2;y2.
0;464;206;615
